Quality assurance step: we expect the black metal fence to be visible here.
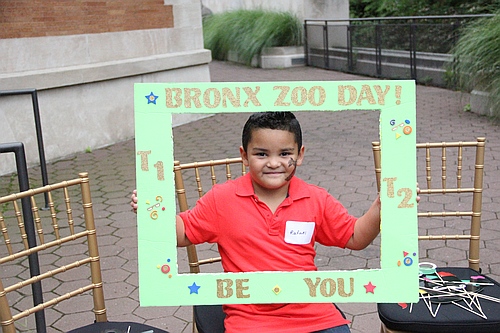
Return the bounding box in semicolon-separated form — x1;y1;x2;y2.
304;15;494;87
0;89;50;207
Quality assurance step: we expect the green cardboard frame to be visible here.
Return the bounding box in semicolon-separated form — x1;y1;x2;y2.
134;80;418;306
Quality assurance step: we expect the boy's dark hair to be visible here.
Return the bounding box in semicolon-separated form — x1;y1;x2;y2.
242;112;302;152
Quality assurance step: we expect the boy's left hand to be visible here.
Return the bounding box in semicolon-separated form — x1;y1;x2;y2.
130;189;138;213
416;183;421;204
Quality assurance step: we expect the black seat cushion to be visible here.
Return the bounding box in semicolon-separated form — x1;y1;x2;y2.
193;303;345;333
378;267;500;333
194;304;226;333
66;321;170;333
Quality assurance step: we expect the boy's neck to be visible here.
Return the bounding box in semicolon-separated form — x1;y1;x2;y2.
252;182;290;213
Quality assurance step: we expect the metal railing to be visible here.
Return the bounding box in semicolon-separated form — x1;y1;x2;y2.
304;14;494;87
0;89;50;208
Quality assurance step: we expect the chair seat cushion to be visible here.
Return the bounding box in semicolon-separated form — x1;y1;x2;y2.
194;304;226;333
378;267;500;333
66;321;170;333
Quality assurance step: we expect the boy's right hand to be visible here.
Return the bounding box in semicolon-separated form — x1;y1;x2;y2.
130;189;138;214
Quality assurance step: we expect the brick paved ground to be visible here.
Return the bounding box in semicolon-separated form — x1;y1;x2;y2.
1;60;499;332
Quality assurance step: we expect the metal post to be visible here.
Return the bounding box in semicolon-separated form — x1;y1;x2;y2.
304;21;309;66
347;24;353;72
323;21;329;69
450;18;461;89
410;23;417;80
0;142;46;333
0;89;50;208
30;90;49;207
375;24;382;77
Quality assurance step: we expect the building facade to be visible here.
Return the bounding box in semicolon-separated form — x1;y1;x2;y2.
0;0;211;175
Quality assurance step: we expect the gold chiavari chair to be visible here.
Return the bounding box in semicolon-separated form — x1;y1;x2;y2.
372;138;500;333
173;157;246;333
0;172;170;333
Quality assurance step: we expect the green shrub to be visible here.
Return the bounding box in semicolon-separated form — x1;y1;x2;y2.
203;10;303;65
450;11;500;119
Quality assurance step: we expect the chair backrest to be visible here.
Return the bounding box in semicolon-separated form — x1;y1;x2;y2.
0;172;106;333
173;158;246;274
372;137;486;271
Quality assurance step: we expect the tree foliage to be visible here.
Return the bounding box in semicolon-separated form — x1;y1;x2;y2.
450;11;500;118
350;0;499;17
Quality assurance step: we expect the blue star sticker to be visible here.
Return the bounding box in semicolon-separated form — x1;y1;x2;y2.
188;282;201;294
145;92;159;105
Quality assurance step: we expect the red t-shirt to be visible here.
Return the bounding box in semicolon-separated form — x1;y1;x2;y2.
181;174;356;332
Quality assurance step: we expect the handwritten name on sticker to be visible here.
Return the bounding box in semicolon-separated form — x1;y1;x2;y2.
285;221;315;245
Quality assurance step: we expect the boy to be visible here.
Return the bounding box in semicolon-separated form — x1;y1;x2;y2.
132;112;381;332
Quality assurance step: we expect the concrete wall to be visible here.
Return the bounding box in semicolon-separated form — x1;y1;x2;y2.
0;0;211;175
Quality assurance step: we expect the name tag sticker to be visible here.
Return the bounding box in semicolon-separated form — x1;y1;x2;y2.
284;221;315;245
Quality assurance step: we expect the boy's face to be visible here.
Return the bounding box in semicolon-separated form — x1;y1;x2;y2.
240;128;304;195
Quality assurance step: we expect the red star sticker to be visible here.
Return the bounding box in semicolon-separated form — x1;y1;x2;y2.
364;282;376;294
